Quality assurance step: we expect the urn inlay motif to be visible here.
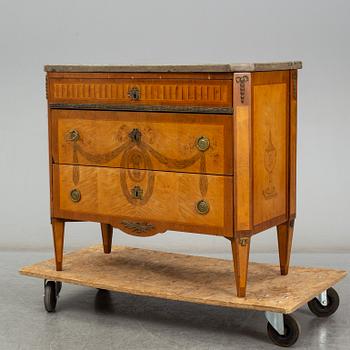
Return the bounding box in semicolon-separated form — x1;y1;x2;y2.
263;130;277;199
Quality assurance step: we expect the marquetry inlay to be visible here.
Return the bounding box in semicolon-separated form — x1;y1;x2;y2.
50;80;231;106
67;125;209;206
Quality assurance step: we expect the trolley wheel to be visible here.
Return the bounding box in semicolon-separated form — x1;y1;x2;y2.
44;281;57;312
307;287;339;317
267;314;300;347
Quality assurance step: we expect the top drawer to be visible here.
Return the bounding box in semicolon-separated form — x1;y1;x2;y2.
47;77;233;113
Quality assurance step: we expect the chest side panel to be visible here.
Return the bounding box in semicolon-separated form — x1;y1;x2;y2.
252;71;290;230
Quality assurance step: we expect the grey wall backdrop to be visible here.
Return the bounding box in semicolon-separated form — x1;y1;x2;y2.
0;0;349;255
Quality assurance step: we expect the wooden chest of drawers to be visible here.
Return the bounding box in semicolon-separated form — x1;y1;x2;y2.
46;62;302;297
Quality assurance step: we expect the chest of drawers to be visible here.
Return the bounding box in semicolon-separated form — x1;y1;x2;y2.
45;62;302;297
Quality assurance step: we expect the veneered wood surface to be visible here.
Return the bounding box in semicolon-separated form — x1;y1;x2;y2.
52;109;233;175
48;77;232;108
53;164;233;236
20;245;346;314
252;71;289;228
233;73;252;234
231;237;251;297
277;221;294;275
51;218;65;271
48;108;54;217
101;223;113;254
289;70;298;218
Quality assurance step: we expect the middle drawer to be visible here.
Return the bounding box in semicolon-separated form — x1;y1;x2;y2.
51;109;233;175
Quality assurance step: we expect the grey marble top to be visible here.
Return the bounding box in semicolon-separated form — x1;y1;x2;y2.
45;61;302;73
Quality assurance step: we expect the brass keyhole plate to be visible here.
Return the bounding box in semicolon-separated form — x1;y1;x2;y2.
128;87;141;101
131;185;143;199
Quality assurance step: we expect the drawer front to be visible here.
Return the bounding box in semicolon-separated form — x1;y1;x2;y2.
52;109;233;175
53;164;233;236
48;77;232;113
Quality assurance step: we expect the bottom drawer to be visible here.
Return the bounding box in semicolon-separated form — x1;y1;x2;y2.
52;164;233;237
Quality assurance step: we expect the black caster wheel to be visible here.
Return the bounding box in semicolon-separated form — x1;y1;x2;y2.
44;281;62;312
44;281;57;312
308;287;339;317
267;314;300;347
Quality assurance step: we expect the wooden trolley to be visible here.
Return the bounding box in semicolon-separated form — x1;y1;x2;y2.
20;245;346;347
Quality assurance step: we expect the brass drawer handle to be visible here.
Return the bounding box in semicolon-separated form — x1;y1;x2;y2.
129;128;142;143
196;200;210;215
131;185;143;200
121;220;154;233
70;189;81;202
196;136;210;152
65;129;80;142
128;87;141;101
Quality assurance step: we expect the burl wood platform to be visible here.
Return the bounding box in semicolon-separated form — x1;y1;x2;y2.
20;246;346;314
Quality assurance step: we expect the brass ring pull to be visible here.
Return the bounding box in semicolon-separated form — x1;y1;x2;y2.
65;129;80;142
196;200;210;215
196;136;210;152
70;189;81;202
128;87;141;101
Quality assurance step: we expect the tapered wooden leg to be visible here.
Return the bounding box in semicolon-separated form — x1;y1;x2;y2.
231;236;251;297
51;218;65;271
277;220;294;275
101;223;113;254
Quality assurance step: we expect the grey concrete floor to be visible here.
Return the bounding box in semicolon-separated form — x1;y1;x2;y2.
0;250;349;350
